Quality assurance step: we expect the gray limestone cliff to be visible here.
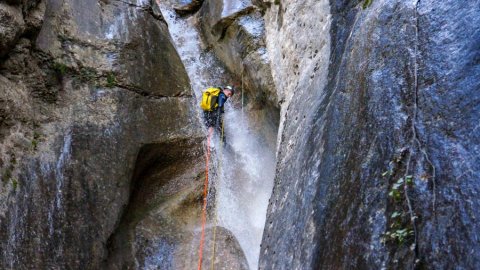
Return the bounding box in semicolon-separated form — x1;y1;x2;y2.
197;0;279;148
1;0;479;269
1;0;249;268
258;0;480;269
0;0;234;268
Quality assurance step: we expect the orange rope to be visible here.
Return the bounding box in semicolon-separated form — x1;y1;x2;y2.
197;135;211;270
210;120;224;270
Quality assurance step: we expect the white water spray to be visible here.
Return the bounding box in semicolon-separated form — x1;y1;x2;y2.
218;109;275;269
157;2;275;269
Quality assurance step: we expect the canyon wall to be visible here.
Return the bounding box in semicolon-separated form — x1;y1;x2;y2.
259;0;480;269
0;0;207;268
1;0;479;269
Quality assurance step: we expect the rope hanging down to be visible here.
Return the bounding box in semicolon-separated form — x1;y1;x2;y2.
199;76;237;269
197;135;211;270
241;66;244;115
198;120;225;270
209;119;225;270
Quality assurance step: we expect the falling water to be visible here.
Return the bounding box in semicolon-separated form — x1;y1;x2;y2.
157;2;275;269
219;109;276;269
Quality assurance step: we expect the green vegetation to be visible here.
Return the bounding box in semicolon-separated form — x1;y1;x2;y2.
32;139;38;150
79;67;97;82
274;0;280;5
362;0;373;9
106;72;116;87
405;175;414;185
53;63;105;85
384;227;414;245
382;161;416;246
2;168;12;182
11;178;18;191
388;175;415;201
388;177;404;201
53;62;68;76
32;131;41;151
10;153;17;165
54;62;112;86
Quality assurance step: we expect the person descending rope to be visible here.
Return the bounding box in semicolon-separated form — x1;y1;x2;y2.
197;85;234;270
200;85;235;142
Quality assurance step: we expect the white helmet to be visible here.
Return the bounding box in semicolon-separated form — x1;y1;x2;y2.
224;85;235;94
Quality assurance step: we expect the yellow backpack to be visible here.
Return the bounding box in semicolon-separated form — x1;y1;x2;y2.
200;87;221;111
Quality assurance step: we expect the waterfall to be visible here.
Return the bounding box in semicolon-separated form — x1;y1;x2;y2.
218;109;276;270
157;2;275;269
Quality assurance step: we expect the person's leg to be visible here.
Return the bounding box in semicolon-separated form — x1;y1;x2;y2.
216;114;226;144
204;111;216;144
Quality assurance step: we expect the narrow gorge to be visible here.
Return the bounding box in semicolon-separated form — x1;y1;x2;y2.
0;0;479;269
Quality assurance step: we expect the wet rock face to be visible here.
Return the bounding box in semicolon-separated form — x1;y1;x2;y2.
200;0;277;104
174;0;205;16
260;0;480;269
105;121;248;269
0;3;25;57
0;0;203;268
106;139;248;269
199;0;279;148
0;0;44;58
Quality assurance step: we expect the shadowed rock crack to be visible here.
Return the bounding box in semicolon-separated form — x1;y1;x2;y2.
403;0;436;266
174;0;205;16
105;138;204;269
212;6;257;41
116;84;192;99
111;0;166;23
411;0;436;215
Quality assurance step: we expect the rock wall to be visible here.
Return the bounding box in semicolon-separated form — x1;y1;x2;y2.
0;0;204;268
198;0;280;148
2;0;479;268
259;0;480;269
161;1;276;269
199;0;276;104
105;139;249;269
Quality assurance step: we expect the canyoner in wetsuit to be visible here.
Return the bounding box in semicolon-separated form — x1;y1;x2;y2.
200;85;235;142
197;86;234;269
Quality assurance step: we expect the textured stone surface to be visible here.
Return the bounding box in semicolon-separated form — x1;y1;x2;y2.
199;0;279;148
1;0;478;268
105;139;249;270
174;0;205;16
259;0;480;269
0;3;25;57
0;0;204;268
200;0;276;104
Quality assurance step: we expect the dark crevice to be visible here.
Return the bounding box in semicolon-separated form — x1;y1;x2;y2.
109;0;166;24
173;0;205;17
111;0;147;9
310;1;361;269
114;83;193;99
104;138;204;269
211;6;256;41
